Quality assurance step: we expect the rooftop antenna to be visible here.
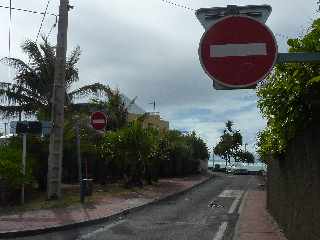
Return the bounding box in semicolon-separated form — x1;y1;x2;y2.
149;100;156;112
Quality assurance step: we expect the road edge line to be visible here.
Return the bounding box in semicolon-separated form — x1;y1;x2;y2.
213;221;228;240
232;190;249;240
228;191;243;214
237;191;248;215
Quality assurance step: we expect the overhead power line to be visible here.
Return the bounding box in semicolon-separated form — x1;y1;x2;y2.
46;16;58;39
0;4;58;17
159;0;195;12
36;0;51;42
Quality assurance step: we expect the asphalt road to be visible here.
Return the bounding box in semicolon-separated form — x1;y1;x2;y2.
12;174;261;240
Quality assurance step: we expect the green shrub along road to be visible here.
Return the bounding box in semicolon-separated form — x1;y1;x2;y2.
0;38;210;206
0;122;209;205
257;18;320;162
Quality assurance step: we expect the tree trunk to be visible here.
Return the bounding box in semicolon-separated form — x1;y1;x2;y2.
225;158;228;172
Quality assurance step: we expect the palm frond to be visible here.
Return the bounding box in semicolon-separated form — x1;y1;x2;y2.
0;82;11;89
68;83;112;102
67;46;81;67
65;46;81;88
0;105;23;118
0;82;45;112
0;38;82;118
21;39;44;66
0;57;33;73
0;103;36;118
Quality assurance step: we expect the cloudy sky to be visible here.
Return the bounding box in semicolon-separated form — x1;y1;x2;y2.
0;0;318;155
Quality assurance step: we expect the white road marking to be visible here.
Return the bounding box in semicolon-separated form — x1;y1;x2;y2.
218;190;244;214
219;190;243;198
238;191;248;215
213;221;228;240
228;193;243;214
76;220;126;240
210;43;267;58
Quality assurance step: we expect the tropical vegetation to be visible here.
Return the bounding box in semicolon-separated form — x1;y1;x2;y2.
256;19;320;162
0;37;110;120
0;38;210;205
214;120;255;168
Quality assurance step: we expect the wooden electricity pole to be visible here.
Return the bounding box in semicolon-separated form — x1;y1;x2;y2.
47;0;69;199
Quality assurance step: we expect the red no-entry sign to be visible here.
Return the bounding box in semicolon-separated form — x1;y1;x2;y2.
91;111;107;130
199;15;278;88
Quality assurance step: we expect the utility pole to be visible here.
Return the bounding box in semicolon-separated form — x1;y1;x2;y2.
47;0;69;200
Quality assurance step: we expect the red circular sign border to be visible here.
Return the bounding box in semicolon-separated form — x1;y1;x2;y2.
91;111;107;130
198;15;278;88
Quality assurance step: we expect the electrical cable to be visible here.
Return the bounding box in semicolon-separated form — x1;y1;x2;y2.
0;4;57;17
159;0;195;12
46;15;58;39
36;0;51;43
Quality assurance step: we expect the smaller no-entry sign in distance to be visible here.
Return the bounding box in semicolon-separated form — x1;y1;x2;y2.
91;111;107;130
199;15;278;88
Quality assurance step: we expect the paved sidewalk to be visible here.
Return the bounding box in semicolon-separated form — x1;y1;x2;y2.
235;190;287;240
0;175;211;237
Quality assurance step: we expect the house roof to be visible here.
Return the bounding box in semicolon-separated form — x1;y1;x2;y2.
120;94;145;115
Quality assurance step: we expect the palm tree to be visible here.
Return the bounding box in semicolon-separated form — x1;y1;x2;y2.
0;37;110;120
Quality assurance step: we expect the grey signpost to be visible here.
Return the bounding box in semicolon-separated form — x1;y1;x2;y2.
75;120;84;203
196;5;320;90
21;133;26;204
12;121;43;204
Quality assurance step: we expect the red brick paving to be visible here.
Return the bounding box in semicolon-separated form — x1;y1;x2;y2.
236;191;287;240
0;175;209;234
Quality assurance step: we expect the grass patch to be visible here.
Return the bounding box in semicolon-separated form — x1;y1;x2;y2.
0;181;159;215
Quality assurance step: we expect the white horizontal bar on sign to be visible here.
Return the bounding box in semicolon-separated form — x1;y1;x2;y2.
210;43;267;58
92;119;105;124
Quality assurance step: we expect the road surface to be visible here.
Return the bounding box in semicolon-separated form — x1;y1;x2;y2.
13;174;261;240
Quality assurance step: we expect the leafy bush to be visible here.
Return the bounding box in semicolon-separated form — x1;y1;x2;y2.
187;131;210;160
101;123;209;186
101;121;157;186
256;19;320;161
0;143;34;189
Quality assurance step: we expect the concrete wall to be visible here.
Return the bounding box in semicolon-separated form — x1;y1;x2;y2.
267;121;320;240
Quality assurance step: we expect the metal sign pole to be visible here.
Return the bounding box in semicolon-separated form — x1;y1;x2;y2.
21;133;27;204
76;121;84;203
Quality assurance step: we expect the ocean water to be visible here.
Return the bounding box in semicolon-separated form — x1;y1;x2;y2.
208;160;267;171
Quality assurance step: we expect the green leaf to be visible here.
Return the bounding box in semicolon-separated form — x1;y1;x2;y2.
308;75;320;85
